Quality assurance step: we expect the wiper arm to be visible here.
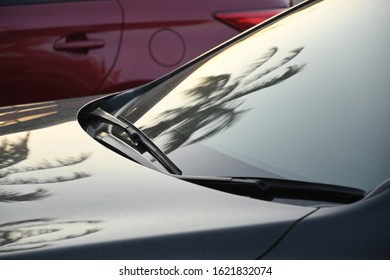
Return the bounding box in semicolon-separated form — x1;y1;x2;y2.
88;108;364;203
90;107;182;175
177;175;365;204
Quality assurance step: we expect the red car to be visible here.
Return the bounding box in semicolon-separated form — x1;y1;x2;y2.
0;0;292;106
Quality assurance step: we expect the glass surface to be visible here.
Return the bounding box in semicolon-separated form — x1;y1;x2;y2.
120;0;390;191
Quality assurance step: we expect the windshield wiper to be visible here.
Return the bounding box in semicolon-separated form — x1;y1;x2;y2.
87;108;364;203
89;107;182;175
176;175;365;204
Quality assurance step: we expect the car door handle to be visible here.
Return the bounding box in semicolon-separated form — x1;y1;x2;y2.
54;33;105;54
54;39;105;51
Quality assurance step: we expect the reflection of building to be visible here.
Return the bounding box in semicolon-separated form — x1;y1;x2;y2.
0;219;102;253
0;102;58;129
0;95;99;136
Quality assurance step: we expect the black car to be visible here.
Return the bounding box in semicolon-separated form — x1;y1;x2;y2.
1;0;389;259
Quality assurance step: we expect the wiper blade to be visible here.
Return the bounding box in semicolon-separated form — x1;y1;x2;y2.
90;107;182;175
88;108;364;203
177;175;365;204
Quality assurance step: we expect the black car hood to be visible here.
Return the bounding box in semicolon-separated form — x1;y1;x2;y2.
0;97;314;259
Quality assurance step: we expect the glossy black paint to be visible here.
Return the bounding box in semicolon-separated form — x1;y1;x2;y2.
264;188;390;259
1;0;390;259
0;97;314;259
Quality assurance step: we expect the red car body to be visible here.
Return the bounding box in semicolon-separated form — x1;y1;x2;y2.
0;0;291;106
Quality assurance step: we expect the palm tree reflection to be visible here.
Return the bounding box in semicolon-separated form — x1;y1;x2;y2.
0;219;102;253
0;132;30;170
141;47;306;154
0;189;49;203
0;133;91;202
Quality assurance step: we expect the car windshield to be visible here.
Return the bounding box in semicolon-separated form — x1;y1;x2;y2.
114;0;390;192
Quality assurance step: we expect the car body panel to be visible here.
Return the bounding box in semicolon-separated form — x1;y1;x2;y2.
1;0;389;260
0;0;291;106
264;188;390;259
98;0;291;93
0;97;314;258
0;0;122;106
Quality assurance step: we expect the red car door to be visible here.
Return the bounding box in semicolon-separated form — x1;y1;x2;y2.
0;0;122;106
